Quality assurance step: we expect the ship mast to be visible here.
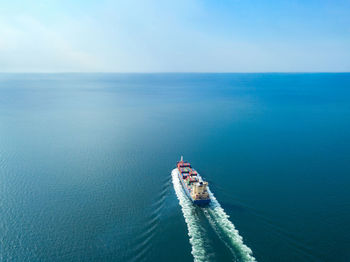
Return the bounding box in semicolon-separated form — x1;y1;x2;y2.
180;155;183;162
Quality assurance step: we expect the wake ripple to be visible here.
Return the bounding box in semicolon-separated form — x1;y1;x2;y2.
172;169;256;262
131;176;171;262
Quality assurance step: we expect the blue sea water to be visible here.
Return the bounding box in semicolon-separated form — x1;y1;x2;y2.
0;73;349;262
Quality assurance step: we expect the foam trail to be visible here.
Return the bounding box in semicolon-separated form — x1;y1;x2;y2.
206;188;256;262
171;169;210;262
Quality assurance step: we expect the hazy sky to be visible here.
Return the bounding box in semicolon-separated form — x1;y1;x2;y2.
0;0;349;72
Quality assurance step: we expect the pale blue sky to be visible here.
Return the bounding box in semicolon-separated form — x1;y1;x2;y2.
0;0;349;72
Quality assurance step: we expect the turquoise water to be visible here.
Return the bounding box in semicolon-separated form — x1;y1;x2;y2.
0;73;349;261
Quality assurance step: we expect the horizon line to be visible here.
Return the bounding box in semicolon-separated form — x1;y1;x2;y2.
0;71;349;74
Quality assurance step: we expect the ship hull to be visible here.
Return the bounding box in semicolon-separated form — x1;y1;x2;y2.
177;169;210;206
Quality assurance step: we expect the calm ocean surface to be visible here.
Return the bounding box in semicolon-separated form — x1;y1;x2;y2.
0;73;349;262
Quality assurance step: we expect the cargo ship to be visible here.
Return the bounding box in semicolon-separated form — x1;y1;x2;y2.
176;156;210;206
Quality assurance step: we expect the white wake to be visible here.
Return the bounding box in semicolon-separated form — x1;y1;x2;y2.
205;188;256;261
171;168;256;262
